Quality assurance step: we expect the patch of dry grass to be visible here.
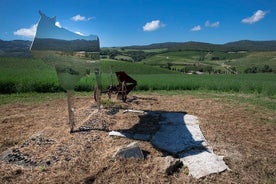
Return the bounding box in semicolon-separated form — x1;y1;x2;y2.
0;94;275;183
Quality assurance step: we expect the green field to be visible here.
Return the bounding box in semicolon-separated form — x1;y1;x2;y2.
76;73;276;97
142;50;276;74
225;51;276;72
1;57;275;98
0;57;61;93
99;59;175;74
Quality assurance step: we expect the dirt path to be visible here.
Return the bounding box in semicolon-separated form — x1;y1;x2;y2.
0;94;275;183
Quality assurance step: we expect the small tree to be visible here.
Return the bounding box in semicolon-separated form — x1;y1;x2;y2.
262;65;272;73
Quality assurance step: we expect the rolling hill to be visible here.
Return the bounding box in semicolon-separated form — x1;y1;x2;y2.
123;40;276;51
0;40;31;57
1;39;276;58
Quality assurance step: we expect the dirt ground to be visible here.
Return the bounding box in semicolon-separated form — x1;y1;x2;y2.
0;93;275;184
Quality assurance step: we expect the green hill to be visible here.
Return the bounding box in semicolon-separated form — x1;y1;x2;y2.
0;40;31;57
141;50;276;74
1;39;276;58
124;40;276;51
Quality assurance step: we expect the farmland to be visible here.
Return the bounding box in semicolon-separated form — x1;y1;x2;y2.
1;52;275;112
106;48;276;74
0;45;276;183
0;57;61;93
0;54;275;98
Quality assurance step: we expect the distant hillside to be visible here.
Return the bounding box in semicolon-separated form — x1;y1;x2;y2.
223;40;276;51
0;40;31;57
124;42;220;51
1;39;276;57
124;40;276;51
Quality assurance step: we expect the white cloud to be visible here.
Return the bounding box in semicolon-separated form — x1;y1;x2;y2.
71;14;94;22
205;20;220;27
74;31;84;36
242;10;268;24
190;25;201;31
13;24;37;38
55;21;62;28
13;21;62;38
143;20;165;31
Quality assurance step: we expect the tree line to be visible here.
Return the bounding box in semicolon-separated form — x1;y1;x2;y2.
244;65;275;73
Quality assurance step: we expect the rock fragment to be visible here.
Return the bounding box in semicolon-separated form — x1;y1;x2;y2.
113;142;144;159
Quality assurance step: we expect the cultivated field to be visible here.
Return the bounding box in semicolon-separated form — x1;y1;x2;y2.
0;57;275;98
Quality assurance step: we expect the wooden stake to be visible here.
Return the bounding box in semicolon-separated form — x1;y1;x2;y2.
67;91;75;133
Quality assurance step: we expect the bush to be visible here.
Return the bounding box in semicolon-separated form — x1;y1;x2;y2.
0;81;17;94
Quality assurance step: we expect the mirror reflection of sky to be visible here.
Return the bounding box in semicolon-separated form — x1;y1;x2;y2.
31;11;99;52
36;11;98;41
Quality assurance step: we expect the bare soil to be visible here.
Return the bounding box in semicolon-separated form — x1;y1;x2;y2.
0;93;275;183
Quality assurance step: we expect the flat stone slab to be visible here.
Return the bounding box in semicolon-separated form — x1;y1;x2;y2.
109;112;229;178
151;114;206;154
179;150;229;179
151;113;229;178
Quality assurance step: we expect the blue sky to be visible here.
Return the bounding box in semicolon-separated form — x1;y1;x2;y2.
0;0;275;47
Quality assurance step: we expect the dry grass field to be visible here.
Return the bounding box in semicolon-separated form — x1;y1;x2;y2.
0;93;275;183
